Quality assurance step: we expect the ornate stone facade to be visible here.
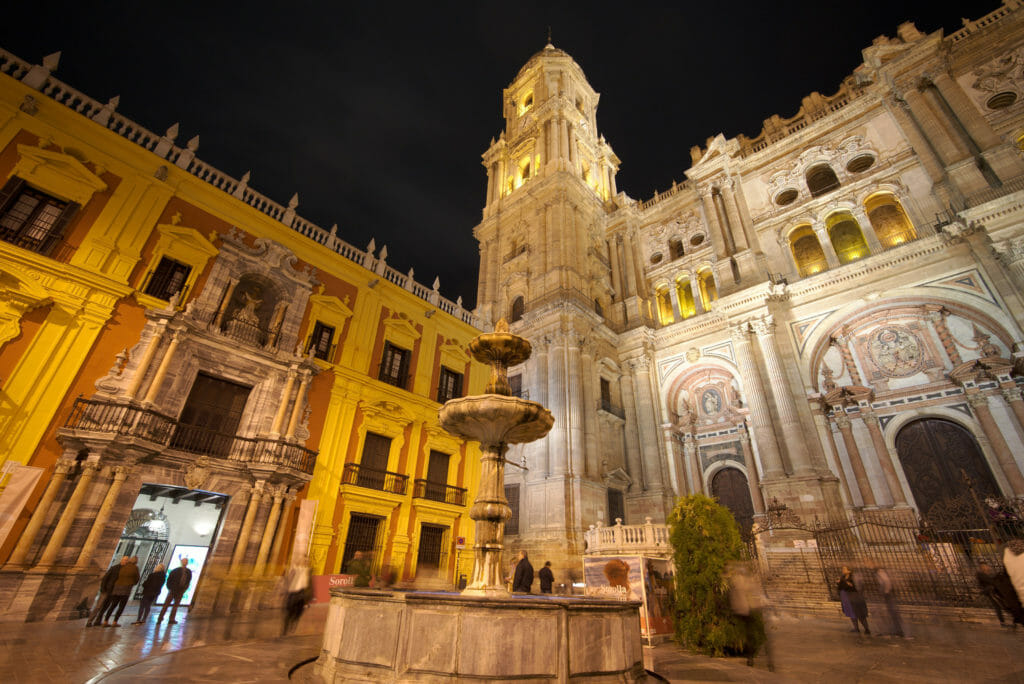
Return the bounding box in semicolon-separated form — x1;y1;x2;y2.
475;4;1024;580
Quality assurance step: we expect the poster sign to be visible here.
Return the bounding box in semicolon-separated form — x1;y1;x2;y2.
455;536;466;549
582;555;675;638
0;465;43;550
312;573;356;603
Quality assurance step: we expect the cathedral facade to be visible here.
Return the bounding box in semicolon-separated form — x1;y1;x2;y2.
476;2;1024;576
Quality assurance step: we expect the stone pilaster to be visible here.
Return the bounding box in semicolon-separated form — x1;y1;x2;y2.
730;323;785;479
737;424;765;514
35;461;100;568
860;412;906;505
834;413;876;507
229;481;265;574
967;393;1024;495
74;464;130;569
5;458;74;567
142;328;183;404
253;485;286;577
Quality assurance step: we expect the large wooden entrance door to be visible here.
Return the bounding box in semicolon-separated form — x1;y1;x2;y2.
895;418;999;516
711;467;755;538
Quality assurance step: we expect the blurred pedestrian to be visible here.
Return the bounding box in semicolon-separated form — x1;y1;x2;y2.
157;556;193;624
134;563;166;624
346;551;371;587
512;550;534;593
869;560;903;637
977;561;1024;628
1002;540;1024;609
837;566;870;635
539;561;554;594
101;555;140;627
282;559;313;636
728;562;774;671
85;556;126;627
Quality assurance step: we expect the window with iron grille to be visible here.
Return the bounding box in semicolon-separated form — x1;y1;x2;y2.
417;523;448;570
0;177;79;256
608;488;625;525
308;321;336;361
509;373;523;398
143;256;192;301
341;513;384;573
379;341;411;388
437;367;463;403
504;484;521;536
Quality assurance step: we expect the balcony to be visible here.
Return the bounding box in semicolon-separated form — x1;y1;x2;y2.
342;462;408;495
584;517;671;557
62;397;317;475
599;398;625;419
413;479;467;506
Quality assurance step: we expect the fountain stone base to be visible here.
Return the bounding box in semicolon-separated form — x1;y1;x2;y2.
314;588;648;683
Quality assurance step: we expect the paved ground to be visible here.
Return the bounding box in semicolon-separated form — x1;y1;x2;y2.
1;603;1022;682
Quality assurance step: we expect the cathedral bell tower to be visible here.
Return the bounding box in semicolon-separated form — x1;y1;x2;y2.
472;45;673;572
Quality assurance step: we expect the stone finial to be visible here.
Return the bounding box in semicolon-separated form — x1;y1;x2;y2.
367;238;376;254
379;245;388;261
22;51;61;90
288;193;299;209
92;95;120;126
407;267;415;280
42;52;61;71
186;135;200;151
232;170;251;199
432;277;440;291
154;123;180;157
330;223;338;235
457;296;463;309
165;122;180;139
175;135;199;169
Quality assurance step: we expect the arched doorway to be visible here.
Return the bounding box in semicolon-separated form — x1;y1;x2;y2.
711;467;755;539
895;418;1000;517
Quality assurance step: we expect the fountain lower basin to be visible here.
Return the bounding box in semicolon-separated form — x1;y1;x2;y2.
316;588;647;683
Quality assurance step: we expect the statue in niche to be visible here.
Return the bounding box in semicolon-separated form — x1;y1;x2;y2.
233;287;263;325
702;388;723;415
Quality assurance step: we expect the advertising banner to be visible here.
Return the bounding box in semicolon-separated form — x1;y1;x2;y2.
583;555;675;638
0;464;43;550
312;573;356;603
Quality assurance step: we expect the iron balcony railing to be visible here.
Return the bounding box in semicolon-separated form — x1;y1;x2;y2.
412;479;467;506
342;462;408;495
63;397;317;474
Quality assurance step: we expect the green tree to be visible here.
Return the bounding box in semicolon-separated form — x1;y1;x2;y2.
668;493;762;656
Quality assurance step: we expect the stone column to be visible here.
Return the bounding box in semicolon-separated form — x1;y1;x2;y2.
689;277;705;315
286;373;311;440
607;238;622;297
213;278;240;329
684;434;702;494
813;222;842;268
993;240;1024;294
931;72;1002;150
580;346;599;477
266;492;297;575
35;461;101;568
699;186;728;259
852;206;884;253
619;371;646;487
547;336;568;477
631;356;665;490
902;87;963;165
667;286;682;322
752;315;814;475
927;308;963;366
738;424;766;514
125;326;165;399
730;323;785;479
860;412;906;505
6;458;74;567
566;332;585;476
720;180;749;252
819;411;854;505
271;369;298;436
142;329;183;404
229;481;266;574
967;393;1024;495
834;413;876;507
74;465;130;569
252;486;285;577
1001;387;1024;436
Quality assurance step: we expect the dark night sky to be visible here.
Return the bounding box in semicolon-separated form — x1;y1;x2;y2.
2;1;996;309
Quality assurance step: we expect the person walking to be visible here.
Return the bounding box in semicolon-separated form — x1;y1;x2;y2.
837;566;870;635
870;560;904;637
133;564;166;624
345;551;371;587
1004;539;1024;608
85;556;126;627
282;560;313;635
157;557;193;624
977;561;1024;628
101;556;140;627
512;550;534;593
538;561;554;594
728;562;774;672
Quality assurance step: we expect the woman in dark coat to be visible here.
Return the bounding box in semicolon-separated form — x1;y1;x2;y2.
838;566;870;634
133;564;166;625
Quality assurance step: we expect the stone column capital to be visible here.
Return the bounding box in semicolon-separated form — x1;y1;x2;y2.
728;322;751;344
1002;387;1023;403
110;464;131;481
750;315;776;337
860;412;879;427
834;412;852;430
967;392;990;409
54;457;76;476
81;461;102;475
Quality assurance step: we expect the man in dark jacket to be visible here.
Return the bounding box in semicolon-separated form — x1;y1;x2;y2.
85;556;126;627
512;550;534;593
538;561;554;594
157;557;193;624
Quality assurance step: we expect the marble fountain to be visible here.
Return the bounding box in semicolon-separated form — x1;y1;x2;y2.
313;321;648;682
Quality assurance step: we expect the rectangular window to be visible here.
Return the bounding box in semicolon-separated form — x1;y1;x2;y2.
509;374;523;399
600;378;611;405
416;523;448;572
505;484;520;536
144;256;192;301
437;367;463;403
341;513;384;574
379;342;411;389
0;178;79;256
608;488;625;525
424;450;450;502
358;432;391;489
307;321;336;361
171;373;252;457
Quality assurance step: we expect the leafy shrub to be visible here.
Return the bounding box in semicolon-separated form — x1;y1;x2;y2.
668;493;762;656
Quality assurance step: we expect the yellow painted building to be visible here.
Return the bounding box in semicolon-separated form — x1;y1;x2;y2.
0;48;484;621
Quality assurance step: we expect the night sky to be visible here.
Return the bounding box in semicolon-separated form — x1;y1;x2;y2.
2;1;994;309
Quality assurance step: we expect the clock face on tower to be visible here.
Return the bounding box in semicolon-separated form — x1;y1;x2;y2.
868;326;923;378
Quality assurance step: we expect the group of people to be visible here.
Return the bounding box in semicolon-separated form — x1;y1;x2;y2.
508;551;555;593
84;556;193;628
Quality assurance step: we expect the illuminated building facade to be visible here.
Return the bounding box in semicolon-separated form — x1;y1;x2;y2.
476;3;1024;578
0;49;485;621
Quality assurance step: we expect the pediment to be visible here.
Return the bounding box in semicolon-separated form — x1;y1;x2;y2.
309;292;353;323
382;312;421;348
15;144;107;205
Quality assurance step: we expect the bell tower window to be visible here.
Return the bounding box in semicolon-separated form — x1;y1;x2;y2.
518;92;534;115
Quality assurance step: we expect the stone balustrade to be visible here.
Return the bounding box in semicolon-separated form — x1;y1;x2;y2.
584;517;672;557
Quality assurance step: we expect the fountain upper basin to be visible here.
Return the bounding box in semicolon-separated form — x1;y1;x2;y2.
439;394;553;445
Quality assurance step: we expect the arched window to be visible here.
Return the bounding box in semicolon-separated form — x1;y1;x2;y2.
806;164;840;197
866;193;916;248
656;287;674;325
669;238;685;260
789;224;828;277
518;92;534;115
826;211;869;264
697;268;717;310
509;296;525;323
675;278;696;319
